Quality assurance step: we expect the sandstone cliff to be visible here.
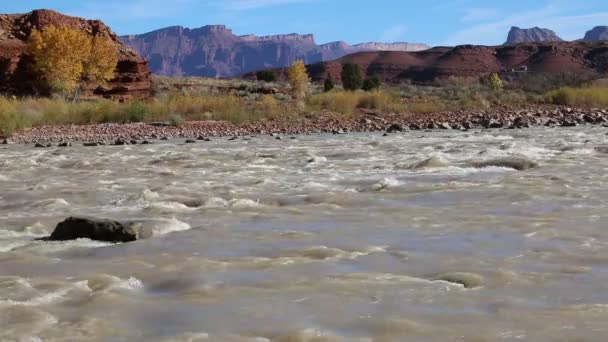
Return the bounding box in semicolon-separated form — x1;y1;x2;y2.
120;25;429;77
583;26;608;42
505;26;563;45
0;9;151;99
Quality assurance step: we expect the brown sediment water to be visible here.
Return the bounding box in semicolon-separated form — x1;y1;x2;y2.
1;127;608;340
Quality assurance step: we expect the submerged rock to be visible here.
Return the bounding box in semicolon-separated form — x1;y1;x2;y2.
470;157;538;171
47;217;152;243
435;272;484;289
386;124;403;133
408;156;448;170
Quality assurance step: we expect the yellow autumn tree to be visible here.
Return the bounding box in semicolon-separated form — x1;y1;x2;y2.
287;60;309;101
27;26;118;98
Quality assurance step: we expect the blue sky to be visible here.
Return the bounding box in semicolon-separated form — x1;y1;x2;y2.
5;0;608;46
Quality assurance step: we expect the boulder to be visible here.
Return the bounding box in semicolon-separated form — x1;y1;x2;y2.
386;124;403;133
470;157;538;171
47;217;153;243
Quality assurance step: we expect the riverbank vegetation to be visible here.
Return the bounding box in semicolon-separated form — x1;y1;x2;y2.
2;60;608;136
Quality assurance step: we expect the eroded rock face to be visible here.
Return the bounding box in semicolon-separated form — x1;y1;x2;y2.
0;9;151;100
505;26;563;44
583;26;608;42
120;25;429;77
48;217;153;243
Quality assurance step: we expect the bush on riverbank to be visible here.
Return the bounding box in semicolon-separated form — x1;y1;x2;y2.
547;85;608;107
306;90;405;115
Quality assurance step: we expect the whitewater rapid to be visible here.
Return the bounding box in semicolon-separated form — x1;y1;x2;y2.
1;127;608;340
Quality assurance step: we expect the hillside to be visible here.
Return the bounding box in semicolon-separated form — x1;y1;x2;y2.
288;42;608;83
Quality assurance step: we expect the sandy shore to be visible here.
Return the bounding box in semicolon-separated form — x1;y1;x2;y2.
3;105;607;145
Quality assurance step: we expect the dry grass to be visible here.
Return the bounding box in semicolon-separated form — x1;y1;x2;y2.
546;85;608;107
306;90;406;115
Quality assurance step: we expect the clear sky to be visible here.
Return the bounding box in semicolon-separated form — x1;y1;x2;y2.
5;0;608;46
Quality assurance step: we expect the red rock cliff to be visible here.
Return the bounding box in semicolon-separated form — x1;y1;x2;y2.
0;9;151;100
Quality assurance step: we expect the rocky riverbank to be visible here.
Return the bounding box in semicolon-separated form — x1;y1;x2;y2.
2;105;607;145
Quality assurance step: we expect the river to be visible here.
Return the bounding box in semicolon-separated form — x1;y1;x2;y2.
1;127;608;341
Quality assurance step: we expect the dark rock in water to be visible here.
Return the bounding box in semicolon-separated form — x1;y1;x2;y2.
561;121;577;127
196;136;206;140
185;139;196;143
130;140;138;145
290;137;296;140
409;124;421;130
332;129;345;135
435;272;484;289
83;142;99;147
408;156;448;170
47;217;152;243
470;157;538;171
595;146;608;154
141;140;152;144
1;139;8;144
34;142;50;148
160;137;169;140
229;136;238;141
383;133;389;137
512;117;530;128
386;124;403;133
58;142;72;147
275;136;282;140
114;139;126;146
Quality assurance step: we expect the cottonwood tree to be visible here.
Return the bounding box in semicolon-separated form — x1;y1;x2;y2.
287;60;310;101
27;26;118;99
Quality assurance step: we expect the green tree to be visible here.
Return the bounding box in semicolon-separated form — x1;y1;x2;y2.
287;60;309;100
341;62;363;91
27;26;118;98
490;73;504;91
362;76;381;91
256;70;277;82
324;74;335;92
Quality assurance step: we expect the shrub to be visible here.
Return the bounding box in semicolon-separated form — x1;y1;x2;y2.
547;86;608;107
126;101;149;122
324;74;335;92
362;76;381;91
169;114;184;126
341;62;363;91
256;70;277;83
489;73;504;91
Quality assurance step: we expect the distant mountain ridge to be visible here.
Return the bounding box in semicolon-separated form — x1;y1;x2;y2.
120;25;429;77
505;26;608;45
583;26;608;42
505;26;563;44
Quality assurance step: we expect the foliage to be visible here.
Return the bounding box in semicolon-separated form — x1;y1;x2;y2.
126;101;149;122
256;70;277;83
546;85;608;107
27;26;118;98
287;60;310;100
489;73;504;91
169;114;184;126
324;74;335;92
341;62;363;91
84;34;119;86
307;90;404;115
362;76;381;91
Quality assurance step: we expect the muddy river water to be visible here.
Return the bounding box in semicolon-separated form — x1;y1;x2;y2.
1;127;608;341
